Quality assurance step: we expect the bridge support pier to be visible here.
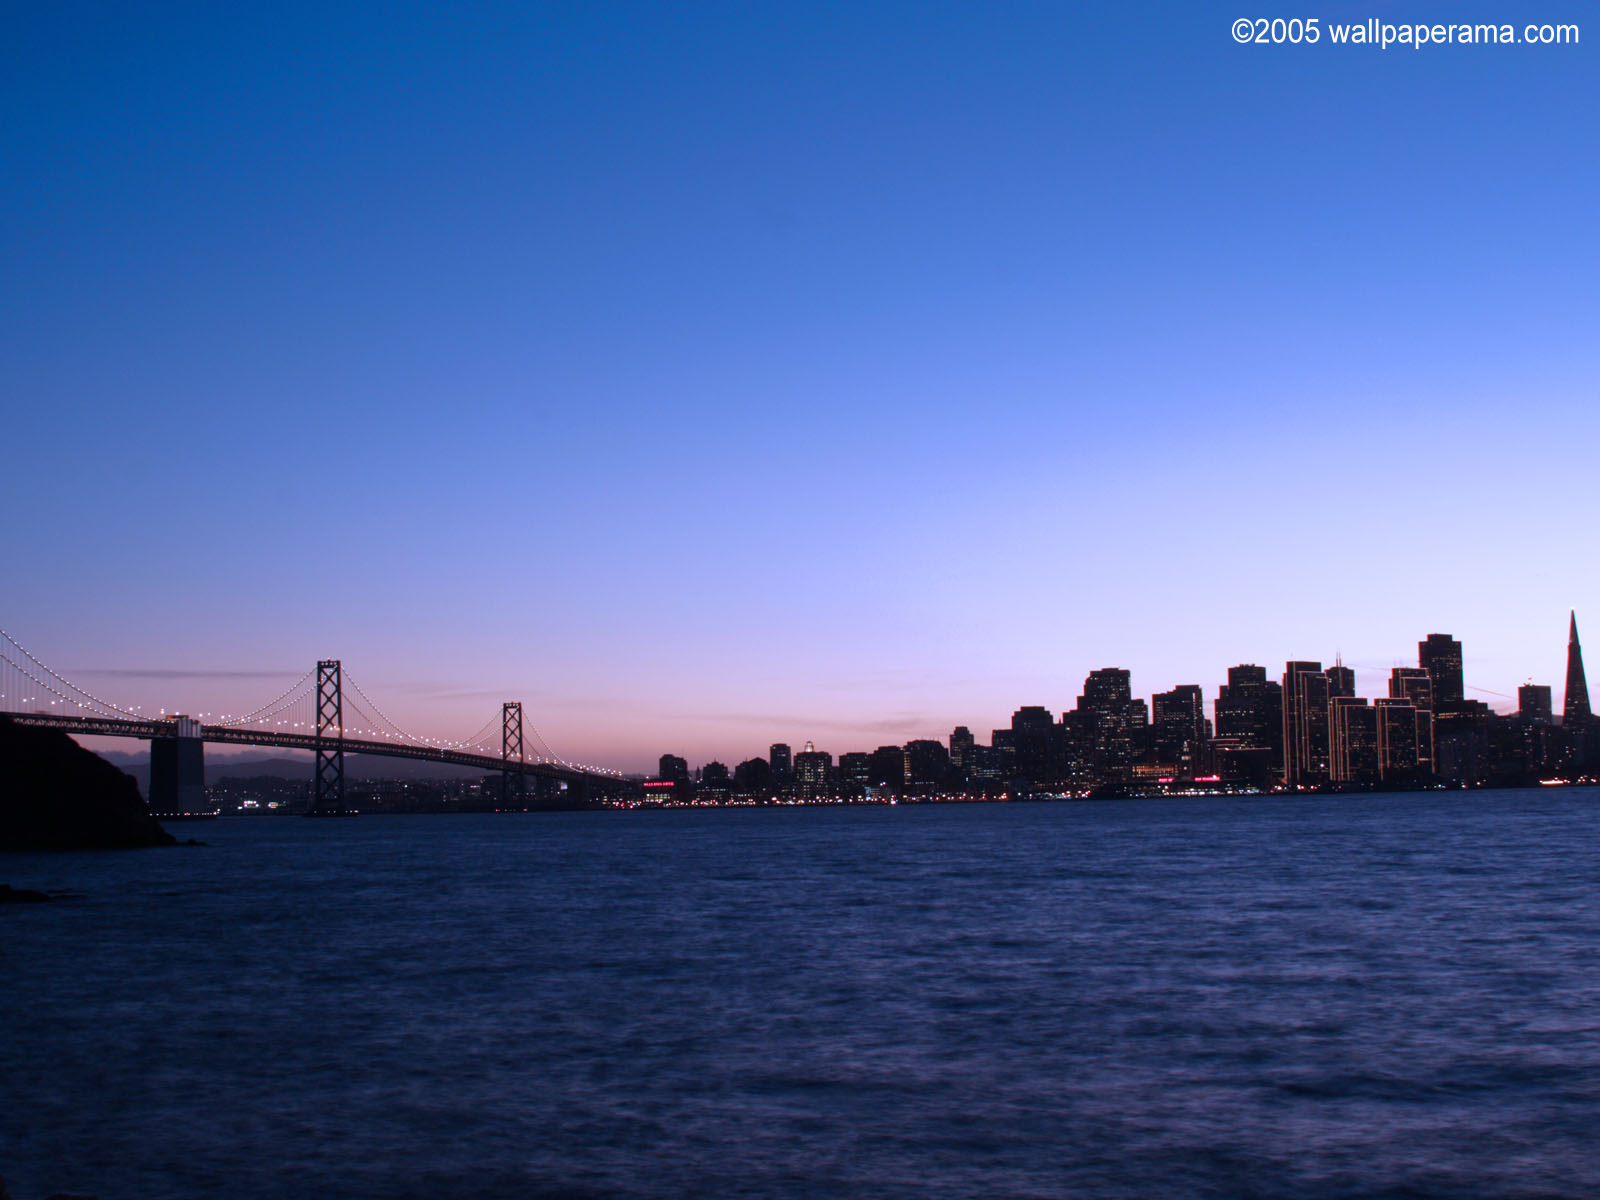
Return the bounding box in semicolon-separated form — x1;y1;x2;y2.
150;717;206;818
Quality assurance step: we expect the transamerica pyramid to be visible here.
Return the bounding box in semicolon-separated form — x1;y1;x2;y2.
1564;611;1591;728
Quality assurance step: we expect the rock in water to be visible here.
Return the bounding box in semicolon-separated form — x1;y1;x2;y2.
0;715;176;849
0;884;52;903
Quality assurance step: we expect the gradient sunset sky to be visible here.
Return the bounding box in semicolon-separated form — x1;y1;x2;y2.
3;2;1595;771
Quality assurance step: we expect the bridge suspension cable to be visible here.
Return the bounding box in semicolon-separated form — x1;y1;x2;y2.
216;668;316;728
456;712;504;755
0;627;148;719
341;670;450;747
1;647;89;715
525;720;561;765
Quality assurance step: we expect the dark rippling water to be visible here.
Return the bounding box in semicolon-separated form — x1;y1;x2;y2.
5;788;1600;1199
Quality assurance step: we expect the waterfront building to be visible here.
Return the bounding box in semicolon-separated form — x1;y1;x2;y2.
905;739;950;788
989;728;1017;778
838;752;871;794
1329;697;1380;783
1282;661;1331;787
949;726;975;773
966;743;1006;786
870;745;907;790
1214;665;1283;780
769;743;792;783
1374;698;1424;780
696;761;730;804
1010;705;1056;785
793;741;831;797
1151;684;1208;775
1073;670;1143;786
733;757;772;793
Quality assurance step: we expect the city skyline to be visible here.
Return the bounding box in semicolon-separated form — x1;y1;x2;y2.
12;609;1593;776
648;614;1594;783
3;2;1595;772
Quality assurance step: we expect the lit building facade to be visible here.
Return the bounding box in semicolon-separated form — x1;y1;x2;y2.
1282;661;1331;787
1329;696;1380;783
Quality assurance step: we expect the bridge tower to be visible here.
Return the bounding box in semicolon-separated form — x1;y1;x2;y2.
501;701;526;808
310;659;347;816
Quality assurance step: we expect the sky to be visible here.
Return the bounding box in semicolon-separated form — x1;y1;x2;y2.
2;1;1595;772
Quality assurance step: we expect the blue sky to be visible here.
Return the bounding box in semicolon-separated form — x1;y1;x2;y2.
3;2;1595;769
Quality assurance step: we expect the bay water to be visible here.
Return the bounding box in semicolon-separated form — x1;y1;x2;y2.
5;789;1600;1198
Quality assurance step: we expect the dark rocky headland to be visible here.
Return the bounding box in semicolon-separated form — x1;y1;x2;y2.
1;715;175;850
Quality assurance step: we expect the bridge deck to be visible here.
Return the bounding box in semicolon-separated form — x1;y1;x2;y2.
3;712;612;784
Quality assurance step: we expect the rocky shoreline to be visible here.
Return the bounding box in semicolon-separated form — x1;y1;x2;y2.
1;714;175;851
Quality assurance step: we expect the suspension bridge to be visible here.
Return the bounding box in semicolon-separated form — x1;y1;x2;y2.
0;628;625;815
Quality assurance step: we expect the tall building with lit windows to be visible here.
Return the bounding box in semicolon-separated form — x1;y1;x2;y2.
1329;696;1379;783
1214;664;1283;781
769;743;792;783
1518;685;1553;726
1390;667;1433;712
793;741;831;797
1374;697;1425;780
1388;667;1436;773
1151;684;1208;773
1325;663;1355;699
1419;634;1465;709
1282;661;1331;787
1073;670;1143;786
948;726;975;778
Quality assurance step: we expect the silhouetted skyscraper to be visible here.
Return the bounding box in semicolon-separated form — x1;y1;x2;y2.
1283;661;1331;787
949;726;975;772
1386;668;1436;772
1389;667;1434;712
838;752;871;791
1325;663;1355;699
769;743;792;783
1215;665;1283;753
1518;684;1553;726
1074;671;1141;785
1151;684;1207;772
1329;697;1379;783
733;757;772;792
793;741;830;796
1419;634;1464;708
905;739;950;787
1213;664;1282;784
1011;705;1057;784
1565;611;1591;729
870;745;907;789
1374;697;1424;780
